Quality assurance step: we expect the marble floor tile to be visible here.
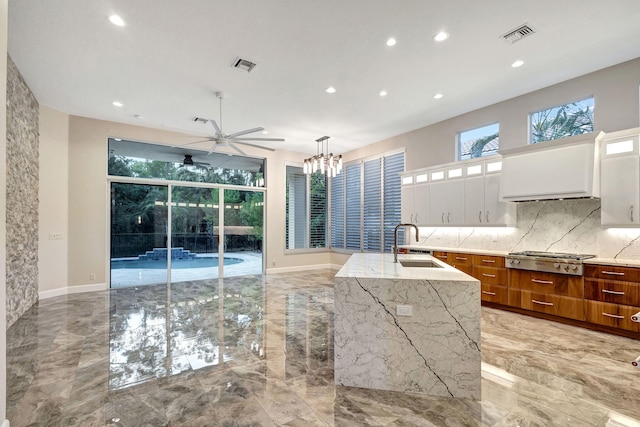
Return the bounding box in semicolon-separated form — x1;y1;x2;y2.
6;269;640;426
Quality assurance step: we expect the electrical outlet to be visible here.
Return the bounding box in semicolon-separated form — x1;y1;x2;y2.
492;231;498;242
396;305;412;316
89;273;96;281
48;232;63;240
272;261;276;266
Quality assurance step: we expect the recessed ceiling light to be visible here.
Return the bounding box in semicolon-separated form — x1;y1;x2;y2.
109;14;125;27
433;93;443;99
511;59;524;68
325;86;336;94
433;31;449;42
262;130;269;135
112;101;123;107
386;37;397;47
379;90;388;97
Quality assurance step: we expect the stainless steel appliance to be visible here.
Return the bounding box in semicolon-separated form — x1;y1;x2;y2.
506;251;596;276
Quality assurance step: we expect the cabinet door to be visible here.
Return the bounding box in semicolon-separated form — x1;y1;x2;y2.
447;179;465;225
464;176;485;225
429;181;448;225
413;183;430;225
601;155;640;226
401;184;414;223
484;174;515;226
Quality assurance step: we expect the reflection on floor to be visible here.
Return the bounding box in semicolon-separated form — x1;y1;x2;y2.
6;269;640;426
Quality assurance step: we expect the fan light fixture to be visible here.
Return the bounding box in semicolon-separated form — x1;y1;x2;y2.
303;136;343;177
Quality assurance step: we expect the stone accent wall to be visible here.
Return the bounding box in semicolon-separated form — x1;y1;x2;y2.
6;56;39;327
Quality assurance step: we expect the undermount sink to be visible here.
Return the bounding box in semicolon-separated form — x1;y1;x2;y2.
399;259;443;268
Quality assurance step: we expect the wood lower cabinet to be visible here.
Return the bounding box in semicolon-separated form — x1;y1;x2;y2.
508;270;583;298
584;300;640;332
480;283;508;305
519;290;585;321
447;252;473;275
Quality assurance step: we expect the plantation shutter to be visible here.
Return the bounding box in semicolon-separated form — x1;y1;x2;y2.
285;166;307;249
383;152;405;252
345;162;362;250
363;158;382;252
330;173;345;248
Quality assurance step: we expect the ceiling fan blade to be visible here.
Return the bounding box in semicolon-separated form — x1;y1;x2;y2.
172;138;215;148
226;127;264;139
234;137;285;142
209;119;222;136
233;140;276;151
207;143;219;155
229;143;248;156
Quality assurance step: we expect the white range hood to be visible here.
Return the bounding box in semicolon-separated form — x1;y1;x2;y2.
499;133;603;202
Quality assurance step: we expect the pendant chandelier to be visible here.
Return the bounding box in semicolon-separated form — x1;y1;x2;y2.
303;136;343;177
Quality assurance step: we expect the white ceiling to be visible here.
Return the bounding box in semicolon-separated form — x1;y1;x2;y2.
7;1;640;155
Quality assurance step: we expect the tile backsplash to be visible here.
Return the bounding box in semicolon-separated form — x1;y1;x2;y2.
416;198;640;260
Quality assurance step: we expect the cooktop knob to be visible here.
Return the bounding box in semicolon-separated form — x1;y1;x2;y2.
553;263;560;268
570;265;578;270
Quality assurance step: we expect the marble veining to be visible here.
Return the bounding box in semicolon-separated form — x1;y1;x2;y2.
6;269;640;426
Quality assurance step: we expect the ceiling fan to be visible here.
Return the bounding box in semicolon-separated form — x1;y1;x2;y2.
175;92;283;156
179;154;210;168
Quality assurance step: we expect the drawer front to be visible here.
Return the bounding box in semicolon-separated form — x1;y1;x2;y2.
452;263;473;275
584;265;640;283
472;254;505;268
584;300;640;333
472;266;507;286
481;284;508;305
447;252;472;266
433;251;449;263
508;270;583;298
519;291;585;321
584;279;640;306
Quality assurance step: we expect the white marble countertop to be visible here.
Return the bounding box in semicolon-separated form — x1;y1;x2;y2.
584;257;640;268
335;253;478;282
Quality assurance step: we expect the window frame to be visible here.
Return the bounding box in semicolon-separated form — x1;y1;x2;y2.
456;122;500;161
528;96;595;145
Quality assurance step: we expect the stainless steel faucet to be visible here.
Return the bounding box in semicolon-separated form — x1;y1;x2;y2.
392;223;419;263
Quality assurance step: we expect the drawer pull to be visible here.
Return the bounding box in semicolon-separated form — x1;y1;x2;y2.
455;256;468;261
482;291;496;296
531;279;554;285
482;273;496;278
481;259;496;263
602;271;625;276
602;312;625;319
436;255;447;259
602;289;625;296
532;299;553;306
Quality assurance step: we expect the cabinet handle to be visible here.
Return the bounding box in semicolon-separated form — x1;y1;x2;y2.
482;273;496;278
602;289;625;296
456;256;468;261
531;279;554;285
479;210;482;223
447;212;450;223
631;205;635;222
415;213;418;223
436;255;447;259
481;259;496;263
602;271;625;276
532;299;553;306
441;212;445;223
486;210;489;223
482;291;496;296
602;312;625;319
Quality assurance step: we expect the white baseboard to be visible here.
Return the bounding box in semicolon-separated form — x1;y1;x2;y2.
39;283;107;300
266;263;342;275
2;418;10;427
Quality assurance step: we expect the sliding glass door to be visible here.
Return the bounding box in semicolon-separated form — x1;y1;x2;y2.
110;183;264;287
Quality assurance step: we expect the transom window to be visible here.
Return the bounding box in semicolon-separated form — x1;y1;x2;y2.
458;123;499;160
530;97;594;144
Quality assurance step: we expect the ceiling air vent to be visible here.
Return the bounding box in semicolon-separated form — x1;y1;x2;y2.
232;57;257;72
501;24;535;43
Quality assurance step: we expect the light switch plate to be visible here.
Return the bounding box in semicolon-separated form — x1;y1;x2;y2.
49;232;63;240
396;305;412;316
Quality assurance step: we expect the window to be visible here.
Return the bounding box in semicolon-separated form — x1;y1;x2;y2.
530;97;594;144
285;165;327;250
458;123;499;160
331;151;405;252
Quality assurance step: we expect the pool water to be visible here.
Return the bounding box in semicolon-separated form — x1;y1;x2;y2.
111;257;243;270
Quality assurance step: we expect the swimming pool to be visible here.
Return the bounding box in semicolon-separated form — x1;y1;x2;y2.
111;256;243;270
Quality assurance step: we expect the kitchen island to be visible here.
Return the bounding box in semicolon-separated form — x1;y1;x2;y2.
334;253;481;399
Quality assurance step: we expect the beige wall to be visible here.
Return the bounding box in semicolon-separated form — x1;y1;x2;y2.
63;116;330;288
342;57;640;171
38;106;69;294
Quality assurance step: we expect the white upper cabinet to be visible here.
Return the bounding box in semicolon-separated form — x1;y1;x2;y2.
401;172;430;225
600;129;640;226
402;157;515;227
